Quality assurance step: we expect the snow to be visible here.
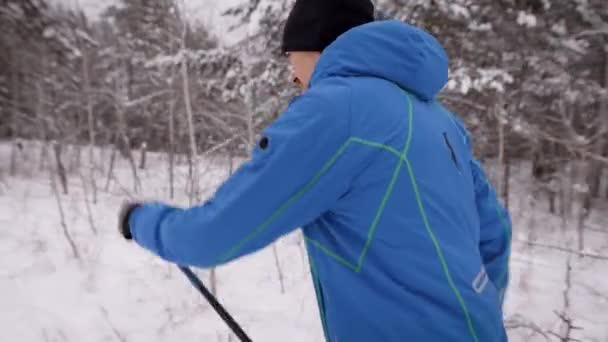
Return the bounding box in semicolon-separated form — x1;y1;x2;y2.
468;21;493;32
43;27;57;39
42;25;82;57
562;38;589;55
51;0;245;46
1;141;322;341
449;4;471;19
551;20;568;36
75;28;99;46
516;11;538;28
1;141;608;341
447;67;514;95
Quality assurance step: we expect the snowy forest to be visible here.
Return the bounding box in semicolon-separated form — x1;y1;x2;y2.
1;0;607;341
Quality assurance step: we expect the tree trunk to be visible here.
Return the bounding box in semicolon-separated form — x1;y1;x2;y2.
577;205;588;253
39;143;48;172
139;142;147;170
527;191;538;241
36;81;48;173
9;51;20;177
559;171;566;220
578;169;592;252
602;47;608;200
79;169;98;235
123;135;141;193
168;98;176;199
565;161;576;221
229;145;235;175
114;55;141;193
165;5;178;200
178;7;207;292
105;144;118;191
53;142;68;194
588;44;608;198
605;147;608;199
503;156;511;211
9;139;18;176
82;49;98;204
115;100;141;193
247;87;255;154
70;145;82;173
497;104;505;195
182;49;199;202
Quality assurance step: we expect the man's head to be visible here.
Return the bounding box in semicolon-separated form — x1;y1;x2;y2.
282;0;375;90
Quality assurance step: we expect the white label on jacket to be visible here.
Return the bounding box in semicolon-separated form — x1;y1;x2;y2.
473;266;489;294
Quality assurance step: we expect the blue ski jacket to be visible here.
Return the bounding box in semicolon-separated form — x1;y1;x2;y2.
130;20;512;342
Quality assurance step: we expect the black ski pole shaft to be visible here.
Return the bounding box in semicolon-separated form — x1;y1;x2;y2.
178;266;252;342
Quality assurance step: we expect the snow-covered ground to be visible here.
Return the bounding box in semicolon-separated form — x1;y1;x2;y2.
1;141;607;342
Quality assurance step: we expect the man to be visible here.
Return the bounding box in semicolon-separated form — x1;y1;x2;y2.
120;0;512;341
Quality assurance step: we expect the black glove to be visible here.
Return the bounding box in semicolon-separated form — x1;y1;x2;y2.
119;202;141;240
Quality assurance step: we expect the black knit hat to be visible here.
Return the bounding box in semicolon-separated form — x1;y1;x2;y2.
282;0;375;53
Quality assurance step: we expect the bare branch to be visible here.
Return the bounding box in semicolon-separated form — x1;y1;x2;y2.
505;315;551;341
574;28;608;38
513;239;608;261
199;133;245;157
124;90;171;108
439;94;489;112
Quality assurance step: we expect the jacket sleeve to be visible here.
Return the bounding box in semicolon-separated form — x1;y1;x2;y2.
129;91;354;268
470;159;512;305
451;113;512;305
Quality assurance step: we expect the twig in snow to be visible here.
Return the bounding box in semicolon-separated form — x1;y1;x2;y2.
505;314;551;341
48;153;80;259
549;256;584;342
574;281;608;303
41;327;68;342
272;243;285;294
547;330;583;342
585;225;608;234
78;168;98;235
40;328;50;342
107;174;137;200
100;306;128;342
298;234;307;273
548;311;583;342
563;256;573;310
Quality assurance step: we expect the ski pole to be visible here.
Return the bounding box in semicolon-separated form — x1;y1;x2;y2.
177;266;252;342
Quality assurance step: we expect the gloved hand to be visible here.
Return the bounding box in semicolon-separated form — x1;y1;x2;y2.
119;202;141;240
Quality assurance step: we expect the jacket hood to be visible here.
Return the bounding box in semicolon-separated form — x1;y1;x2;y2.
311;20;449;101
